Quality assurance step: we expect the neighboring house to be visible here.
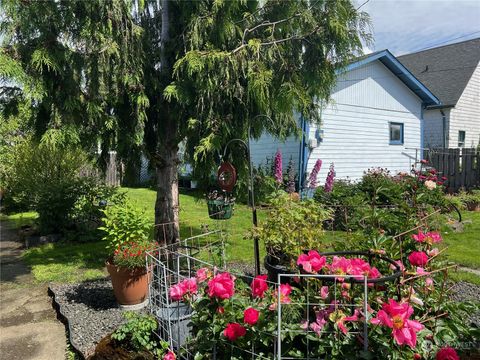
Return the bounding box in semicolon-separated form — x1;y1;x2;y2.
398;38;480;149
250;50;440;185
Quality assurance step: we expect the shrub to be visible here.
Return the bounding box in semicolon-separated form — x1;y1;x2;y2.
3;141;98;233
252;190;331;264
314;180;365;231
99;201;155;268
451;189;480;211
70;179;126;238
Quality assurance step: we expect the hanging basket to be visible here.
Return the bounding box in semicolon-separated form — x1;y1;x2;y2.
207;199;234;220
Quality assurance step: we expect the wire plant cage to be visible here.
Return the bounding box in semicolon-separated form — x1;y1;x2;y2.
144;201;453;359
145;227;384;360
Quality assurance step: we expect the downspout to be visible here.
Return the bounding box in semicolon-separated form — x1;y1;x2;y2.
440;109;446;149
298;116;306;190
420;105;425;161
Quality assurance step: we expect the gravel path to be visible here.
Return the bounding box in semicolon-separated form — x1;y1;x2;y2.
49;279;127;359
448;281;480;327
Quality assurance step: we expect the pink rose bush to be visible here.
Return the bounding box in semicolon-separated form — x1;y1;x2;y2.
164;240;476;359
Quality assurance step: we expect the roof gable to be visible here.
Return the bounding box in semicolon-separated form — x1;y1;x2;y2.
398;38;480;107
339;50;441;106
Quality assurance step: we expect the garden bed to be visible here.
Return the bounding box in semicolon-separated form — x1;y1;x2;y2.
49;279;140;359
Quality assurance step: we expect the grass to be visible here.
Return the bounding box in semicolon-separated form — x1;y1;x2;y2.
441;211;480;270
22;241;107;283
124;187;267;262
448;270;480;286
4;188;480;284
0;211;37;228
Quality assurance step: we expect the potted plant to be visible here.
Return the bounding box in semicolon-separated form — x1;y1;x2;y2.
99;201;156;307
206;190;235;220
251;191;331;282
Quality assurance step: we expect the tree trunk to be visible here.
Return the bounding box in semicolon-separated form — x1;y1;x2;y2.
154;137;180;246
154;0;179;246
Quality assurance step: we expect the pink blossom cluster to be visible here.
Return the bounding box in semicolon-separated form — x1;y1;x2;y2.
307;159;322;189
169;278;197;301
411;231;442;245
324;163;335;192
304;301;361;336
414;162;447;186
296;251;382;281
274;149;283;184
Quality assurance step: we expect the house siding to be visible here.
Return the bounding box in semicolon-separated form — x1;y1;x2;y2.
249;133;300;170
448;64;480;148
306;60;422;183
423;108;449;149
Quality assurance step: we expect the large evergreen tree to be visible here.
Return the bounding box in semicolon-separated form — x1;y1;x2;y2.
1;0;371;244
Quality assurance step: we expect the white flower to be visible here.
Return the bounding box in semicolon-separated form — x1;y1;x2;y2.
424;180;436;190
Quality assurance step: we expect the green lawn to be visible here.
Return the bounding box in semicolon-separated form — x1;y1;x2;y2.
124;187;266;262
3;188;479;284
441;211;480;269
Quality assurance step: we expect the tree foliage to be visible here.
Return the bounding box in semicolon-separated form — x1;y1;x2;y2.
1;0;371;242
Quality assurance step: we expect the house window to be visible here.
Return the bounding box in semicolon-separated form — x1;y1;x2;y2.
389;122;404;145
458;130;466;147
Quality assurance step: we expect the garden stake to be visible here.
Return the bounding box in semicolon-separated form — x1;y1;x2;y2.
221;116;274;276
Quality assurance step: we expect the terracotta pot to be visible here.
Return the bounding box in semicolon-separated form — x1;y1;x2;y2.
106;261;151;305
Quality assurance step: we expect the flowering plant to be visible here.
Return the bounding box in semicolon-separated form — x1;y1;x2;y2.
166;237;478;359
113;240;158;269
99;202;156;269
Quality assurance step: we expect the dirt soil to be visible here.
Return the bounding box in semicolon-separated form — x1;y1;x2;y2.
0;220;67;360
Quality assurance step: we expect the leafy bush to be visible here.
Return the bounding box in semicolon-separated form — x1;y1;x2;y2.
251;190;331;263
99;201;155;268
71;179;126;237
112;312;171;357
3;141;99;233
315;167;454;237
450;189;480;210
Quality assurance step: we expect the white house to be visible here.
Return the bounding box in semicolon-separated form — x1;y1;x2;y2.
398;38;480;149
250;50;441;185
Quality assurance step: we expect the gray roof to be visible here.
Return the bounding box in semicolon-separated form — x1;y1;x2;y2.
398;38;480;107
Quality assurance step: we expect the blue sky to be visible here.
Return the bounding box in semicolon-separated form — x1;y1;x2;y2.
359;0;480;55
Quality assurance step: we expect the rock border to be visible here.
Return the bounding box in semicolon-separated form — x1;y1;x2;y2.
49;279;127;359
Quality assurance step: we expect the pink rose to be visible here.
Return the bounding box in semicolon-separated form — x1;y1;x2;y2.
251;275;268;298
169;278;197;301
320;286;329;299
279;283;292;303
223;323;246;341
208;272;235;299
196;267;210;283
297;250;326;273
427;248;439;257
408;251;428;267
243;307;260;326
436;347;460;360
390;260;405;272
163;351;176;360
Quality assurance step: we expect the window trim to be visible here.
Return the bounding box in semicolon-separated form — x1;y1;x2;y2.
389;122;404;145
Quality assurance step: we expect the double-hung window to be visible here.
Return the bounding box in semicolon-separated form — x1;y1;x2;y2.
458;130;466;148
389;122;404;145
